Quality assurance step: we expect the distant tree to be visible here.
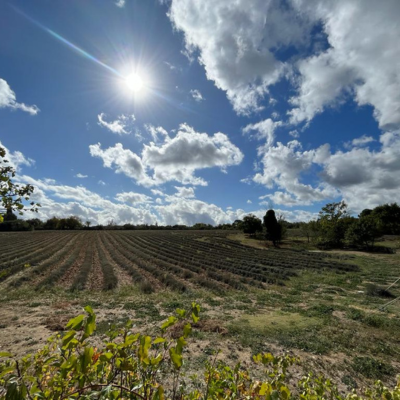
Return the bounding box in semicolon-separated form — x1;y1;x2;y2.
44;217;60;230
232;219;243;230
370;203;400;235
317;201;351;248
241;214;263;237
85;221;91;228
0;146;40;223
263;209;282;246
192;223;213;230
26;218;44;230
346;214;379;249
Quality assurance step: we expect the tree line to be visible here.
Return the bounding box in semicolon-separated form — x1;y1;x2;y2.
236;201;400;250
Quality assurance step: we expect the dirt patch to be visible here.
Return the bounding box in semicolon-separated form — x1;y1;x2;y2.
170;319;228;338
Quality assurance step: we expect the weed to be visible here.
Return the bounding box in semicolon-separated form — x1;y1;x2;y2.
352;356;394;379
365;283;395;298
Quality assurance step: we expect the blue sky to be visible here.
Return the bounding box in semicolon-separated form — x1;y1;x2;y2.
1;0;399;226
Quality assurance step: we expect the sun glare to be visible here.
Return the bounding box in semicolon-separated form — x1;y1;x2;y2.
125;72;144;93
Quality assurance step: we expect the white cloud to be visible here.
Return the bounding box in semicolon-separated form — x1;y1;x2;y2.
243;118;283;150
75;173;88;178
91;124;243;187
251;140;339;206
18;175;158;226
250;130;400;212
89;142;151;185
115;0;125;8
115;191;153;204
144;124;169;143
151;189;165;196
173;186;195;198
142;123;243;185
97;113;135;135
247;200;252;204
190;89;204;102
168;0;312;114
168;1;400;130
288;0;400;130
164;61;181;71
0;78;39;115
98;180;106;186
351;135;375;147
0;140;35;170
289;130;299;138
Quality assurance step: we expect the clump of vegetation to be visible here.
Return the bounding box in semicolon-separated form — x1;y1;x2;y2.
352;356;395;379
365;283;395;298
1;305;399;399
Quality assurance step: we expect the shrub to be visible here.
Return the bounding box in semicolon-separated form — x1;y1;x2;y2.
1;305;399;399
366;283;395;298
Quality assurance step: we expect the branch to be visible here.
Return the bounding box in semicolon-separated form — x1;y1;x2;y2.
61;384;146;400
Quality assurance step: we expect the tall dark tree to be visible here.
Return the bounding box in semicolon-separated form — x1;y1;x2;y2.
263;209;282;246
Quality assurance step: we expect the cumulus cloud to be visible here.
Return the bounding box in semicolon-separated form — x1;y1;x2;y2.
18;175;158;226
173;186;196;198
243;118;283;149
97;113;135;135
168;1;400;130
144;124;169;143
89;142;150;185
251;130;400;212
90;124;243;187
0;78;39;115
115;191;153;204
142;123;243;185
288;0;400;130
0;140;35;170
190;89;204;102
168;0;312;114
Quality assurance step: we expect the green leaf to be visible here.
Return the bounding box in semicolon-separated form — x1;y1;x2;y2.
124;333;140;346
191;302;200;323
153;337;166;344
138;336;152;364
176;337;187;355
153;385;164;400
82;310;96;341
176;308;186;318
183;323;192;338
80;346;94;373
61;330;76;348
0;352;13;358
99;352;114;362
66;315;85;330
161;316;177;331
84;305;94;315
169;347;182;369
0;366;15;378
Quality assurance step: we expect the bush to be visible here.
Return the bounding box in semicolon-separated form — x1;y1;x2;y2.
1;305;399;399
352;356;395;379
366;283;395;298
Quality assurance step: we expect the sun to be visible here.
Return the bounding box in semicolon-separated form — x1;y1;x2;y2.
125;72;144;93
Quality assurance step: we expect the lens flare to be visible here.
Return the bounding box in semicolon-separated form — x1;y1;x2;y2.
11;5;122;78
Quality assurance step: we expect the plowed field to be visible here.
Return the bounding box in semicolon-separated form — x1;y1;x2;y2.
0;230;356;292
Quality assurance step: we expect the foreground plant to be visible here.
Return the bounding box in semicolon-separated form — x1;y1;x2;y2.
0;304;399;399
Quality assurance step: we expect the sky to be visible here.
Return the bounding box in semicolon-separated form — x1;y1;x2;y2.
1;0;400;226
